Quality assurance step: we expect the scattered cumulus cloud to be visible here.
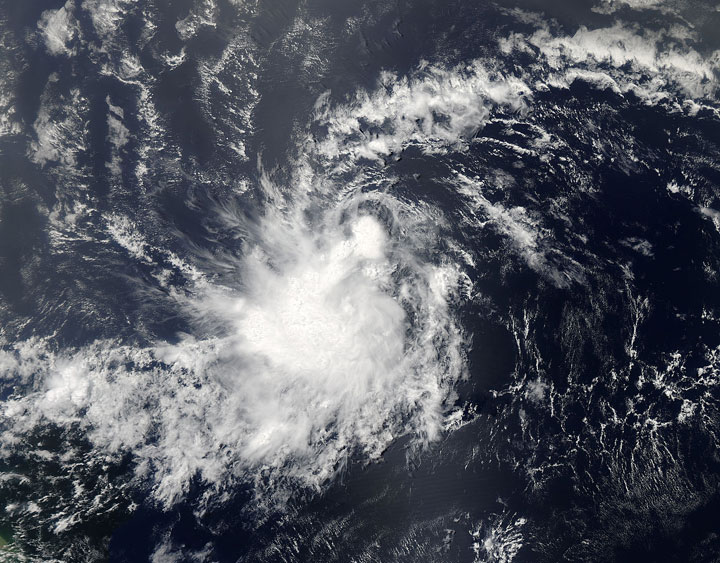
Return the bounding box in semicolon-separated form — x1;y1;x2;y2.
500;20;720;105
313;60;531;164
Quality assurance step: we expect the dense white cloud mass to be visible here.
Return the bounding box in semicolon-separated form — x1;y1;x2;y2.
83;0;132;37
6;3;720;546
30;83;88;168
37;4;76;56
9;13;720;510
2;201;466;508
